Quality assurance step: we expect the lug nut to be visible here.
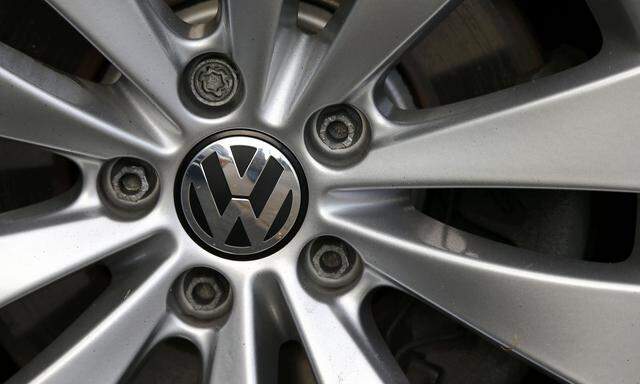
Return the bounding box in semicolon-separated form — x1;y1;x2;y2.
101;157;159;213
304;237;362;288
312;244;350;279
112;165;149;203
188;56;239;107
307;104;370;166
326;120;350;142
317;106;363;150
177;268;232;320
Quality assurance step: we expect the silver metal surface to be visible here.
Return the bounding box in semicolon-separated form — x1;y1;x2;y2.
0;0;638;383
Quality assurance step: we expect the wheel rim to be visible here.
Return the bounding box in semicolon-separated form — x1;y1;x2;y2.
0;0;639;383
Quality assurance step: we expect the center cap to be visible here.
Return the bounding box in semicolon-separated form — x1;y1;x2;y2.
176;131;307;259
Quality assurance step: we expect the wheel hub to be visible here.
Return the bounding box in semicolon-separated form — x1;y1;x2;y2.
176;131;307;259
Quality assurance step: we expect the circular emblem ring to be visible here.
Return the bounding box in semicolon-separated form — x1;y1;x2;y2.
177;133;306;259
189;58;238;107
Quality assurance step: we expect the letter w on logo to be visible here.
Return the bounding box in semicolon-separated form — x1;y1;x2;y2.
186;145;295;247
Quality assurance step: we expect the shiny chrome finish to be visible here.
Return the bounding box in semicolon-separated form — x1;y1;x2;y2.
0;0;638;383
179;134;304;257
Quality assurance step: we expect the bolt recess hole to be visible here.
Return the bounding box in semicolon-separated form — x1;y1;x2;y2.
302;236;363;289
100;157;159;216
175;267;232;321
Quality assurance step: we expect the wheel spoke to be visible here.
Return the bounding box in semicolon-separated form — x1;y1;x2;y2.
45;0;186;121
333;49;640;192
295;0;457;113
280;267;406;384
324;191;640;384
2;1;635;383
149;313;216;381
7;248;176;384
218;0;296;110
586;0;640;44
208;285;260;383
0;187;165;308
0;43;168;159
208;277;282;384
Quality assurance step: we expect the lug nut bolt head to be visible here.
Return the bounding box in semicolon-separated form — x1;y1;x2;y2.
120;173;143;194
319;114;358;149
185;276;223;309
177;268;232;321
101;158;159;214
312;244;351;279
189;57;239;107
307;104;370;166
304;237;362;289
111;165;149;203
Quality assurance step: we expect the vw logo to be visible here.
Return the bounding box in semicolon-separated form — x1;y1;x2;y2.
177;133;306;258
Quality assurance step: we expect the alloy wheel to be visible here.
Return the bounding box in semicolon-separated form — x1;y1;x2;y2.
0;0;639;383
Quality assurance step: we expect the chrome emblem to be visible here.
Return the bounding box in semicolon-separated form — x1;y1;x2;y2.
179;136;304;256
190;58;238;107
